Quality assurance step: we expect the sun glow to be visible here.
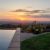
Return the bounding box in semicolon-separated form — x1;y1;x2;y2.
0;11;41;21
0;11;50;22
16;12;26;16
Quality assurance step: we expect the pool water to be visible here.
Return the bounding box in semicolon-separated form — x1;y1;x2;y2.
0;30;16;50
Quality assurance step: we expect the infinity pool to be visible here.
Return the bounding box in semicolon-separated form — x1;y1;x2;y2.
0;30;16;50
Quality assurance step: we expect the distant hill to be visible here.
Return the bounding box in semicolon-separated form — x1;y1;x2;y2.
0;20;50;25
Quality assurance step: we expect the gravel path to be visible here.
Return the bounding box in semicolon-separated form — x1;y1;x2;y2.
20;33;35;41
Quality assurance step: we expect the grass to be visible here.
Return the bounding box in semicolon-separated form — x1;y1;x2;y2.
21;32;50;50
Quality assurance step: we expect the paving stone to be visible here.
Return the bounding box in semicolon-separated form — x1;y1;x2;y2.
8;48;20;50
9;42;20;48
8;28;21;50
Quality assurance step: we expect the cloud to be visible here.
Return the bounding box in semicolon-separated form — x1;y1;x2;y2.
11;9;50;13
32;14;50;18
11;9;30;12
10;9;50;18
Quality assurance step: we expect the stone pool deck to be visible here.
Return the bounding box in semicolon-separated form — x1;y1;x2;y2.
8;28;20;50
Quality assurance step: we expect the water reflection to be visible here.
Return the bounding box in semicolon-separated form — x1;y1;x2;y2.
0;30;16;50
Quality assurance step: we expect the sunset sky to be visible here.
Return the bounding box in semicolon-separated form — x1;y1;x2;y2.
0;0;50;22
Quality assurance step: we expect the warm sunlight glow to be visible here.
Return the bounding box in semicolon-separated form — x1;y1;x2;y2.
0;11;50;22
16;12;26;16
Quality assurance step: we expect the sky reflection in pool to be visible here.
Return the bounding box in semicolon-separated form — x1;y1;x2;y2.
0;30;16;50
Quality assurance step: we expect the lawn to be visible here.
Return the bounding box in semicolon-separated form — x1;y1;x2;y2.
21;32;50;50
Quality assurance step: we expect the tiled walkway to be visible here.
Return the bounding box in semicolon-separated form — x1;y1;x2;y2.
8;28;20;50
